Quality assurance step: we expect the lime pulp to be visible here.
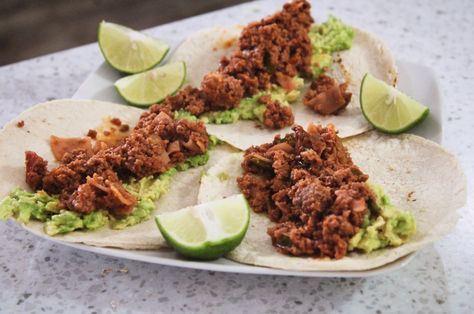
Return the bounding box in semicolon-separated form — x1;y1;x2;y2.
155;194;250;260
360;73;429;133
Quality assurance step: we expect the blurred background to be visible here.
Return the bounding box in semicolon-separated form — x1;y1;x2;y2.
0;0;251;66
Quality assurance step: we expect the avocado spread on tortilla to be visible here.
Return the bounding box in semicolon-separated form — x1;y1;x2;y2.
349;182;416;252
0;135;220;235
309;15;354;77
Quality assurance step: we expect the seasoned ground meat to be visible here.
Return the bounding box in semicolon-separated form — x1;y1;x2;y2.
66;172;136;216
112;124;169;178
87;129;97;139
119;124;130;133
219;51;270;95
237;123;375;259
289;177;332;215
162;87;209;116
220;0;313;94
110;118;122;126
38;150;90;196
238;173;272;214
237;0;313;79
164;0;314;128
25;110;209;216
258;95;294;129
25;151;49;191
149;103;175;117
201;72;244;111
303;74;352;115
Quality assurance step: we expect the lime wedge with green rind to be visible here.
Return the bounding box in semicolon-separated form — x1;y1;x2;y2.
98;21;169;74
155;194;250;260
360;73;429;133
114;61;186;107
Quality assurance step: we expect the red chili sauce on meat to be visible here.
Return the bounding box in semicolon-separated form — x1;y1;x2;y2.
237;123;375;259
162;0;314;129
25;104;209;216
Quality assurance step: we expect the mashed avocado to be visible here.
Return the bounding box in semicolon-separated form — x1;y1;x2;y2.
0;189;59;223
174;109;198;122
348;183;417;253
0;142;219;235
309;15;354;77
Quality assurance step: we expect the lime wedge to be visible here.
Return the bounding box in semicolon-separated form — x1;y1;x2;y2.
360;73;429;133
155;194;250;260
98;21;169;74
114;61;186;107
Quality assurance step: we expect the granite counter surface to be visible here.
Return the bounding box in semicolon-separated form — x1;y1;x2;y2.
0;0;473;313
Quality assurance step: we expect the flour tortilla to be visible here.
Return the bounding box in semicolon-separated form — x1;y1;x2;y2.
198;131;466;271
170;25;397;150
0;99;238;249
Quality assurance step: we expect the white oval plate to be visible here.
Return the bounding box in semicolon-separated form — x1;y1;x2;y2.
65;59;442;277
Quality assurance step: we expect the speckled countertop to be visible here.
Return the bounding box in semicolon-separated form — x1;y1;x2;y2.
0;0;473;313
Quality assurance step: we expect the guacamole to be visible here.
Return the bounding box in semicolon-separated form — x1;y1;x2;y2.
174;109;199;122
0;139;220;235
349;183;417;253
308;15;354;77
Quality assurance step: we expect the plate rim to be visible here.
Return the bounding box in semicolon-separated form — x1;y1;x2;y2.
28;223;416;278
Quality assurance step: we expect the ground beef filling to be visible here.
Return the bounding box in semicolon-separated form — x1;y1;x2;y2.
259;95;294;129
25;104;209;216
303;74;352;115
163;0;313;128
237;123;375;259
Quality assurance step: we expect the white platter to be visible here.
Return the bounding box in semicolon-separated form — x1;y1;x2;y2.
36;229;415;278
65;58;443;277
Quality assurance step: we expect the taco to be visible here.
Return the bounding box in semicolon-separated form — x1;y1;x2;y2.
167;0;397;150
198;124;466;271
0;99;237;249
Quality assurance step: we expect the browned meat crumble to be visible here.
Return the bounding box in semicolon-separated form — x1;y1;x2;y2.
258;95;294;129
237;123;375;259
25;105;209;216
